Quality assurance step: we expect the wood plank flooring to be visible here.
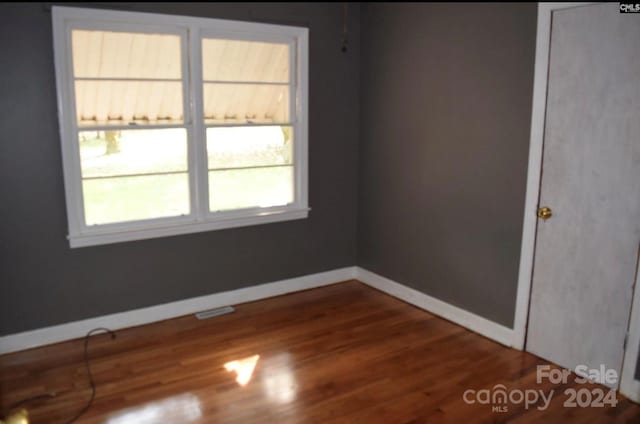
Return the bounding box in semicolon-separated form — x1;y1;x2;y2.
1;281;639;423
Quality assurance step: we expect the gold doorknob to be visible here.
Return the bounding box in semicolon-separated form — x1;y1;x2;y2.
537;206;552;220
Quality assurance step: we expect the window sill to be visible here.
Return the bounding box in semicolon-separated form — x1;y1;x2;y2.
68;207;310;248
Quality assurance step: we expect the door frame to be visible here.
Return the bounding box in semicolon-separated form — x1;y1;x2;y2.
513;1;640;402
620;252;640;402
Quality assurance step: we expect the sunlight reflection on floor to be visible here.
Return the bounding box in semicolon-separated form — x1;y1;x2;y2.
224;354;260;386
262;353;297;404
224;352;297;405
106;393;202;424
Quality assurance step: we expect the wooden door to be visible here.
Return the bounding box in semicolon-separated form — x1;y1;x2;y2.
526;3;640;388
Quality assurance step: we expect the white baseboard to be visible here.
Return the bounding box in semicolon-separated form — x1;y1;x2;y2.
0;266;517;355
355;267;515;347
0;267;358;355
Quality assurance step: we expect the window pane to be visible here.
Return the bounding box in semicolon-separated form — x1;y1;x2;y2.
209;166;293;211
72;30;181;79
203;84;289;125
75;81;183;127
207;126;292;169
202;39;289;83
79;129;187;178
83;173;189;225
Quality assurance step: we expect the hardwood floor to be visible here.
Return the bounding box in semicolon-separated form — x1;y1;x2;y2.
1;280;638;423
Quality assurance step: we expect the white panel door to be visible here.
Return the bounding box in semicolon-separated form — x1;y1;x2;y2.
526;3;640;388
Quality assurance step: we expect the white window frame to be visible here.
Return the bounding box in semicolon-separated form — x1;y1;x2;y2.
52;6;309;248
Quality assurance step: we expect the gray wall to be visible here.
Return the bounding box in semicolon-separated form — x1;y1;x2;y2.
357;3;537;327
0;3;360;336
0;3;543;339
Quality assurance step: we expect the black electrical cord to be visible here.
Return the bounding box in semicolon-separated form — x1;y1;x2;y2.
2;327;117;423
64;327;116;424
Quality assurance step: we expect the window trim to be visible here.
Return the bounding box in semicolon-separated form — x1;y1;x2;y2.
52;6;309;248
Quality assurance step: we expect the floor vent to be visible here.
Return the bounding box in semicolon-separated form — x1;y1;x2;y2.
195;306;235;320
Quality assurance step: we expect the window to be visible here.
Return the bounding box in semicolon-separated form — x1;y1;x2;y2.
52;7;309;247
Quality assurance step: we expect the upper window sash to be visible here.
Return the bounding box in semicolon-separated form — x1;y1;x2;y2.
67;26;191;130
199;32;297;128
